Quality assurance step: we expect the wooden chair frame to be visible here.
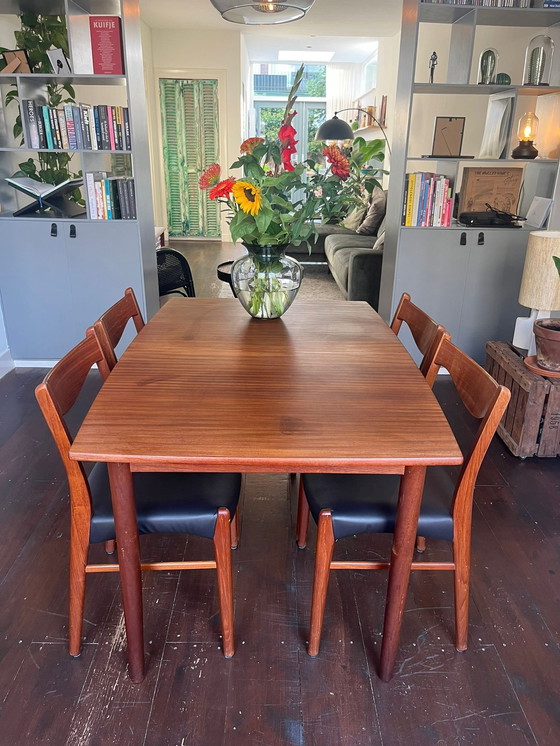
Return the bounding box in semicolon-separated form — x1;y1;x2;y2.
35;328;236;659
302;337;510;656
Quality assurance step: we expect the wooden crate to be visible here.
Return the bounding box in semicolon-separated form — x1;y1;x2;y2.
485;341;560;458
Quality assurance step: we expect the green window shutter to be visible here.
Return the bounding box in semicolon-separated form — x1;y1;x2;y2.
159;77;220;238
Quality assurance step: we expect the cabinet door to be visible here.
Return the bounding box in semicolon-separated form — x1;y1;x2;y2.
66;220;144;353
394;227;528;364
0;220;74;360
459;229;527;360
393;228;470;365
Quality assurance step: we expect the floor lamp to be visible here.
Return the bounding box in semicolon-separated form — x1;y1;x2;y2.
512;230;560;355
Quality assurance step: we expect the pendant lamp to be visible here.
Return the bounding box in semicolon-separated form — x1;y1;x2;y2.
209;1;315;25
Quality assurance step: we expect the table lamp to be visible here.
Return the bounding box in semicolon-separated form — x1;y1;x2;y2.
511;112;539;159
512;230;560;355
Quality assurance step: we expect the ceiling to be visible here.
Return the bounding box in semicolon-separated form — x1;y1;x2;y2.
139;0;403;64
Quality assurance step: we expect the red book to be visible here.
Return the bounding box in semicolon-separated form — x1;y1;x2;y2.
89;16;124;75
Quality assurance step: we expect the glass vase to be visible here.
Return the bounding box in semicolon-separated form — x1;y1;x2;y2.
230;244;303;319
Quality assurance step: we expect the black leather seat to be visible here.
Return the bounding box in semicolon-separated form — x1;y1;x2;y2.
157;247;196;297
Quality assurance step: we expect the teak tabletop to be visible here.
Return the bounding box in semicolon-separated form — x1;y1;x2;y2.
70;298;462;682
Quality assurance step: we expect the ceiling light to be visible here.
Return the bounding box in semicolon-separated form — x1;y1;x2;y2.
278;50;334;62
209;0;315;25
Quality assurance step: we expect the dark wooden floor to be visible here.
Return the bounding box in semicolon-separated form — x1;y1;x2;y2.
1;255;559;744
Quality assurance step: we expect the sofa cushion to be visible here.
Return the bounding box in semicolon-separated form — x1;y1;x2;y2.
325;233;380;290
340;203;368;231
356;187;386;235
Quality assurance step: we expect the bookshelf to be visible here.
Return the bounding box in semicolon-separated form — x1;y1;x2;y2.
379;0;560;362
0;0;158;361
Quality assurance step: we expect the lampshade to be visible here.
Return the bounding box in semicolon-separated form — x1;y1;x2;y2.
315;115;355;142
517;112;539;142
518;231;560;310
209;0;315;25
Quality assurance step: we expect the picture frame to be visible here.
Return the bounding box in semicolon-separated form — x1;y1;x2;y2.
1;49;31;74
431;116;465;158
46;48;72;75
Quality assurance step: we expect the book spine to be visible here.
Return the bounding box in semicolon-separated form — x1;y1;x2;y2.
56;108;69;150
127;178;136;219
80;104;92;149
63;104;78;149
115;106;124;150
411;173;422;227
405;173;415;226
401;174;409;226
22;100;40;149
47;107;61;148
116;177;129;218
98;105;110;150
85;172;98;218
94;179;105;219
109;179;122;219
92;106;103;149
103;177;113;219
122;107;131;150
36;106;46;149
72;105;84;150
106;105;116;150
87;105;98;150
41;106;54;149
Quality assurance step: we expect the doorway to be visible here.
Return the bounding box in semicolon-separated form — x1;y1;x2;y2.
159;78;221;238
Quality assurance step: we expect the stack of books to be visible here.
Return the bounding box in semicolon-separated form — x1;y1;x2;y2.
402;172;453;227
84;172;136;220
22;100;131;151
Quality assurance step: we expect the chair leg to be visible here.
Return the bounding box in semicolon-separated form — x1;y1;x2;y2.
453;532;471;652
68;526;89;657
308;510;335;657
213;508;235;658
297;478;310;549
416;536;426;553
230;509;239;550
105;539;116;555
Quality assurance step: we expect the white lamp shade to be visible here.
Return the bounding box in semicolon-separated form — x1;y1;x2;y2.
518;230;560;311
209;1;315;24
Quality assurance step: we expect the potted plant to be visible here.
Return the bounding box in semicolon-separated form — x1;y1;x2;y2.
533;255;560;372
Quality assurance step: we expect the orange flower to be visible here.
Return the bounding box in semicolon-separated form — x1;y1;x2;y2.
240;137;264;154
323;144;350;180
198;163;221;189
209;178;235;200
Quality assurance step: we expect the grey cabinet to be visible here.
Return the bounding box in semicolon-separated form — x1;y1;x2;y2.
0;219;143;359
0;0;157;362
381;0;560;363
394;227;527;363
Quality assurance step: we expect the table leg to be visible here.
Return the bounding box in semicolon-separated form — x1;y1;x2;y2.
107;462;145;683
379;464;427;681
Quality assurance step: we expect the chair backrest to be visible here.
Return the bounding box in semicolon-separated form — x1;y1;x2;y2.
35;328;109;517
390;292;447;387
93;287;145;378
434;337;510;526
156;248;196;297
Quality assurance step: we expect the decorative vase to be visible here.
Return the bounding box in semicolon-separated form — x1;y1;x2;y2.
230;243;303;319
478;49;497;85
523;35;554;86
533;319;560;372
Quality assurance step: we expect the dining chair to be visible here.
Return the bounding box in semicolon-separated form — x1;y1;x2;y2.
296;291;448;549
35;327;241;660
299;337;510;657
156;247;196;298
93;286;145;372
92;288;240;551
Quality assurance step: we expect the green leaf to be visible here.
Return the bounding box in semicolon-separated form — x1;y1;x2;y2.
553;256;560;276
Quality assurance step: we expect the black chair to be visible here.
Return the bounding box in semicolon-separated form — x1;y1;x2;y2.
156;248;196;298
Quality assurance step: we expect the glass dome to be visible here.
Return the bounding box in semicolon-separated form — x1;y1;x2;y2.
523;35;554;86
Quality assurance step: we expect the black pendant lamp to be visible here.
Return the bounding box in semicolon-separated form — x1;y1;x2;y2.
209;1;315;25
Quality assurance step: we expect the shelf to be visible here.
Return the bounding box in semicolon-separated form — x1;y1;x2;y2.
407;156;559;163
413;83;560;95
419;3;560;27
0;73;127;86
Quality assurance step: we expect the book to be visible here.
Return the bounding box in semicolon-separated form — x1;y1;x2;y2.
92;106;102;149
63;103;78;149
122;107;131;150
71;105;83;150
84;172;98;218
106;105;116;150
5;176;83;214
80;104;92;149
22;100;40;149
56;108;69;150
97;105;110;150
458;166;524;215
41;106;54;149
89;16;124;75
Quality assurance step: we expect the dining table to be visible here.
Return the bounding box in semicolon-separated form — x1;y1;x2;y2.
70;297;463;683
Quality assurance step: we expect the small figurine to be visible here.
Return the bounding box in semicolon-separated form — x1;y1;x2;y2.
429;51;438;84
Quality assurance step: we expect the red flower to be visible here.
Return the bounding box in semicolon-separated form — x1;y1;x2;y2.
278;111;298;172
198;163;221;189
209;178;236;200
323;144;350;180
240;137;264;154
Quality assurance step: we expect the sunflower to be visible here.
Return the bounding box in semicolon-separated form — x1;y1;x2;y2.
209;178;235;200
232;181;262;216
